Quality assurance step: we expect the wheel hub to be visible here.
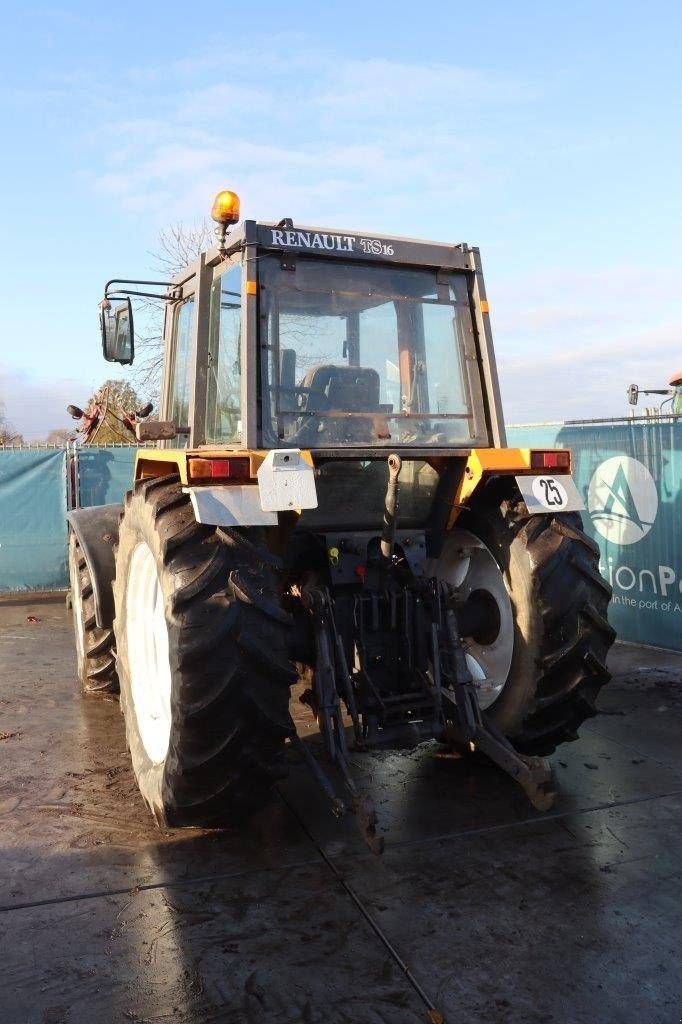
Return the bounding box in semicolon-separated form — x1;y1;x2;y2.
68;542;85;665
434;529;514;710
125;542;172;763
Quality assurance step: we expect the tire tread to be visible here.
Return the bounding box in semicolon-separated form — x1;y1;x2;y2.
463;479;614;755
112;479;295;827
69;533;119;695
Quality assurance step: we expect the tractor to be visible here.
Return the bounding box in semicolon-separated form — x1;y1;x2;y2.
67;190;614;849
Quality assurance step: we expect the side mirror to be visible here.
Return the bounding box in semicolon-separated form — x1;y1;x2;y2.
100;297;134;364
627;383;639;406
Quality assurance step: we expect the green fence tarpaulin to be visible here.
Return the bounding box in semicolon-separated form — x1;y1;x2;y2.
0;446;137;592
509;420;682;651
0;449;68;590
2;431;681;652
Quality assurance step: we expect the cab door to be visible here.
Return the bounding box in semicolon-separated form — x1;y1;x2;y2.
164;296;195;445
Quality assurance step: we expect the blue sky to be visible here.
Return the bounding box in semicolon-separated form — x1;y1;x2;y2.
1;1;681;438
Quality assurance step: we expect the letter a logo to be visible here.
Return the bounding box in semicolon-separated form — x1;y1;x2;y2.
588;456;658;545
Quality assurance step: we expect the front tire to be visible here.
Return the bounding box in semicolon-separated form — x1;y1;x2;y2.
68;531;118;694
112;475;296;827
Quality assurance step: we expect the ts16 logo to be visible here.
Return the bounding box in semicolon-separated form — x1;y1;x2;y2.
269;229;395;256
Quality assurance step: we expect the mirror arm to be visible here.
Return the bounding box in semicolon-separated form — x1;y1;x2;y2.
109;288;179;301
104;279;182;302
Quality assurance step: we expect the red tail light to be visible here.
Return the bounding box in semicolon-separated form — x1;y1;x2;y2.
187;457;251;482
530;450;570;471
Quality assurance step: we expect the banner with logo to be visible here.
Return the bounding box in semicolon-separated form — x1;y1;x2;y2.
508;420;682;651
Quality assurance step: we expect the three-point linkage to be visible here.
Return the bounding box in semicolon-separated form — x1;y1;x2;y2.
296;453;555;853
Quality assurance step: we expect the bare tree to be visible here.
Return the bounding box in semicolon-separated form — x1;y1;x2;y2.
44;428;71;445
153;222;215;275
0;427;24;445
0;399;23;445
132;221;215;402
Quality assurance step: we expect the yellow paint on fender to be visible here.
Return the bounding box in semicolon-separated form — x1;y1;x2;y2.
133;444;569;529
446;447;572;529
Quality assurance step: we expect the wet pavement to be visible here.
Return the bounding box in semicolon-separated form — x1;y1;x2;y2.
1;594;681;1023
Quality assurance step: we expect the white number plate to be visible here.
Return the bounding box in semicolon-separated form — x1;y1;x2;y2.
515;474;585;513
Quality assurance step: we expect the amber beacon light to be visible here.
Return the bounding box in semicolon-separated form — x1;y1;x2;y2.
211;190;241;256
211;190;241;225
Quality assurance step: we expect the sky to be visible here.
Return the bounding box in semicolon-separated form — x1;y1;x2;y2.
1;1;681;439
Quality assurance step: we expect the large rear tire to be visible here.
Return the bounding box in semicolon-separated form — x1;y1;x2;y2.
68;531;118;695
112;475;296;826
448;479;615;755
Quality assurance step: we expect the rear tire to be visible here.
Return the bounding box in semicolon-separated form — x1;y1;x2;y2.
112;475;296;827
68;531;118;695
455;480;616;755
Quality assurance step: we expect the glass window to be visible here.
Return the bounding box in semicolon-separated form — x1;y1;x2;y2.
299;459;439;529
169;298;194;430
359;302;400;410
421;304;467;414
259;256;478;448
205;264;242;443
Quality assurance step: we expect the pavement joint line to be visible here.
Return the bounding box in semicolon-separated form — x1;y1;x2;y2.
0;852;325;917
344;787;682;860
276;787;443;1023
2;782;675;921
583;722;682;776
2;787;681;920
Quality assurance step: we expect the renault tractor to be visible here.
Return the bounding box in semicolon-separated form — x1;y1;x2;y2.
67;190;614;848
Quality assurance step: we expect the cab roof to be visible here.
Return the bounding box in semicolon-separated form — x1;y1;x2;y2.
212;219;474;273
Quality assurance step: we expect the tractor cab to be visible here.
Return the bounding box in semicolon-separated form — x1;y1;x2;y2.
100;191;502;455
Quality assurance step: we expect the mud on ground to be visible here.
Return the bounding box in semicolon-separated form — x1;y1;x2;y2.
1;594;681;1023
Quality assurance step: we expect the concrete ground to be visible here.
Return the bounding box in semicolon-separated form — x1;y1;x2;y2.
1;594;681;1024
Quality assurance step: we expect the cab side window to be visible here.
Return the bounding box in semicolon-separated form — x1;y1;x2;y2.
205;263;242;443
169;298;195;431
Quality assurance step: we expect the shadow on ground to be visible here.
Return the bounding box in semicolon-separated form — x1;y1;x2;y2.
1;595;681;1023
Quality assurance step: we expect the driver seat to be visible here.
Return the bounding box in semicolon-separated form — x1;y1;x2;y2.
296;364;382;443
301;364;381;412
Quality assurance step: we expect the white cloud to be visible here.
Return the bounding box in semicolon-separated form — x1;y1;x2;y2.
82;48;522;229
490;262;682;420
50;39;682;429
316;58;528;115
500;320;682;423
174;83;273;122
0;366;93;442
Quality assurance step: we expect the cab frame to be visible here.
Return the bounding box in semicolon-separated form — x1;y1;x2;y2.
158;220;507;454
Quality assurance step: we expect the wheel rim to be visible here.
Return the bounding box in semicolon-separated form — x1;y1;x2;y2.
435;529;514;710
126;542;172;763
68;540;85;665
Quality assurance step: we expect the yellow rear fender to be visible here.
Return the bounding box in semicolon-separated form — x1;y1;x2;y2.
132;445;579;530
448;447;577;528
